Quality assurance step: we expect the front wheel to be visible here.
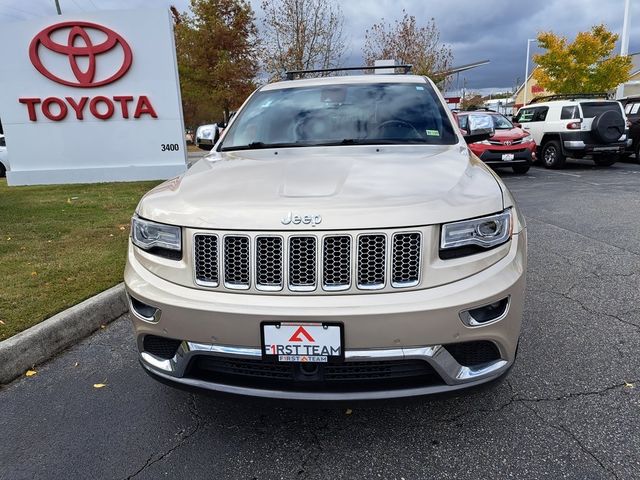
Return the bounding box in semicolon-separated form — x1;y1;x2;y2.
0;162;6;178
541;140;566;169
512;164;530;174
593;154;618;167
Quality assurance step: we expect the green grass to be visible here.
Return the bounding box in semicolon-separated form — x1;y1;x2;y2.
0;178;161;340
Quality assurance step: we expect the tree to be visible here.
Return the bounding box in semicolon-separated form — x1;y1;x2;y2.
260;0;346;80
363;12;453;86
533;24;632;94
461;94;484;110
174;0;260;127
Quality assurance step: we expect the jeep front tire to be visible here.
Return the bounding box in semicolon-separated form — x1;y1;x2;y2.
541;140;566;169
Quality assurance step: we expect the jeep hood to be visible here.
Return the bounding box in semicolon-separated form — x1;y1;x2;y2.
137;145;504;230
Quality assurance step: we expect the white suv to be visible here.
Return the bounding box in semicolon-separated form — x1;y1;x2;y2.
513;95;629;168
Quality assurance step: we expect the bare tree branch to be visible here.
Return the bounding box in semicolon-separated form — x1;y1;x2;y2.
261;0;346;79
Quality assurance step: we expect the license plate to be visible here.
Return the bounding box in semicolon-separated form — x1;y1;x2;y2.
502;153;515;161
262;322;342;363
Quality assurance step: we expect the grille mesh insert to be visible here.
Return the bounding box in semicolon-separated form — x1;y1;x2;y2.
323;236;351;289
224;236;250;288
392;233;421;286
289;236;317;289
194;234;219;285
193;230;421;293
256;236;283;289
357;235;386;288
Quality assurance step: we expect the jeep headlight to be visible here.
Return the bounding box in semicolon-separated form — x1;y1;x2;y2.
131;215;182;258
440;208;512;257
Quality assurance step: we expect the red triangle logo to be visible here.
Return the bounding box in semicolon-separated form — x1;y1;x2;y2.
289;326;315;342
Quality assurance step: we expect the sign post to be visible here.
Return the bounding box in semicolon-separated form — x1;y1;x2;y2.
0;9;187;185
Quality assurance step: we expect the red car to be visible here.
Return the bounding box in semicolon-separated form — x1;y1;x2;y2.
455;110;536;174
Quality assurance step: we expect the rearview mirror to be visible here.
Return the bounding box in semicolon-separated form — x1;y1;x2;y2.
463;114;495;144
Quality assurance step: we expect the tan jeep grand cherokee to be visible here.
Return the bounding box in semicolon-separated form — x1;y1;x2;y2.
125;71;527;400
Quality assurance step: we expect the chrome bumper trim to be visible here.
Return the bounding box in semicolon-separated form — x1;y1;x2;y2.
564;140;585;148
139;340;510;392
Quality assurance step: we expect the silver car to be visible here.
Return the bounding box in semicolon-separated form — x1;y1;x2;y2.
125;72;527;400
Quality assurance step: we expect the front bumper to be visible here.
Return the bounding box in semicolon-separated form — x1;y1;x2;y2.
125;232;526;400
477;147;534;168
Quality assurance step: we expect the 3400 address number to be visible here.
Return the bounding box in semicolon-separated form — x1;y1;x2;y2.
161;143;180;152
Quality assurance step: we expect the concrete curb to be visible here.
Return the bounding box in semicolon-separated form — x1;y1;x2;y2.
0;283;128;385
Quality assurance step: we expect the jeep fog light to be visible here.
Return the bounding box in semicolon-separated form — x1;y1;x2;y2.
460;297;510;326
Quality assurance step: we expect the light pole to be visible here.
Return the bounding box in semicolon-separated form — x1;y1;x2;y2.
523;38;536;105
616;0;631;99
54;0;62;14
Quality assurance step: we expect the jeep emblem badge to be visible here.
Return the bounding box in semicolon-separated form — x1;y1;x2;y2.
281;212;322;227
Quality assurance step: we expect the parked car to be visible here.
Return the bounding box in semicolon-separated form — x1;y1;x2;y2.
455;109;536;174
0;134;8;177
513;94;630;169
620;96;640;160
125;69;527;400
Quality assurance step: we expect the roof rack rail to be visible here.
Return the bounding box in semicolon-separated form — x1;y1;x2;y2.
285;64;412;80
529;92;612;104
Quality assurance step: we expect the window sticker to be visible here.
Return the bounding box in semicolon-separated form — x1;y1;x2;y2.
426;129;440;136
416;86;424;90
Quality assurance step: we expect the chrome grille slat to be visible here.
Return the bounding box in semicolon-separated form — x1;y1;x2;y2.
289;236;317;291
193;230;421;293
392;233;421;287
256;236;283;291
194;234;219;286
357;234;387;289
323;236;351;290
223;236;250;289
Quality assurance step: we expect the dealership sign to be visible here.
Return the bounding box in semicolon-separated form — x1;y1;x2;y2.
0;10;186;185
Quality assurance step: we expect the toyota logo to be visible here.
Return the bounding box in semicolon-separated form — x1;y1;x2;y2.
29;21;132;88
503;140;512;146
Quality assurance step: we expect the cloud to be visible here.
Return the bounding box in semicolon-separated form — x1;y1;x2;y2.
1;0;636;90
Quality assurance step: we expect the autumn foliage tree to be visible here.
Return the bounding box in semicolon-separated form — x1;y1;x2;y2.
363;12;453;85
533;24;632;94
174;0;260;126
260;0;346;80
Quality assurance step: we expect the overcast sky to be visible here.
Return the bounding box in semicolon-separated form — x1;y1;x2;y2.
0;0;636;93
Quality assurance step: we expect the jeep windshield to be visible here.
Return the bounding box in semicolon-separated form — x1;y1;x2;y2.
219;82;458;151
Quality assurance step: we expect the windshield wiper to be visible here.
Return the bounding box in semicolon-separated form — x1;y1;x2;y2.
220;141;307;151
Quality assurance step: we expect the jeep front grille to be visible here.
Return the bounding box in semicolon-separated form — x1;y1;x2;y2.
223;236;250;289
194;230;422;294
289;236;317;291
392;233;421;287
323;236;351;290
357;234;387;289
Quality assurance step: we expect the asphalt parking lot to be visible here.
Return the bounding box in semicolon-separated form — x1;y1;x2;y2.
2;160;640;480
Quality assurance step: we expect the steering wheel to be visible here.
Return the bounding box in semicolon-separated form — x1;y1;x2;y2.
376;119;421;138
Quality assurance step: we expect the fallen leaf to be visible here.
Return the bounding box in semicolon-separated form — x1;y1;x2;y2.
100;325;106;329
93;383;107;389
25;370;37;377
345;408;352;415
31;271;37;276
0;320;5;325
109;234;114;237
625;382;635;388
73;362;79;367
6;237;11;241
119;226;126;231
67;198;72;204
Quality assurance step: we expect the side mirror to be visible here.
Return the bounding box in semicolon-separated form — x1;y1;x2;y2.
195;124;219;151
463;114;495;144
